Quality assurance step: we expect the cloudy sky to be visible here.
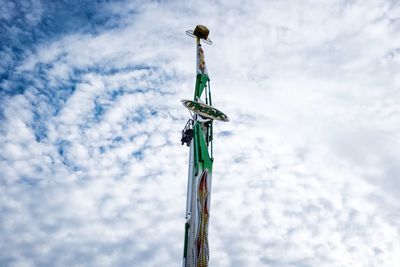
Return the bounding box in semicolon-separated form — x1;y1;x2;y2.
1;0;400;266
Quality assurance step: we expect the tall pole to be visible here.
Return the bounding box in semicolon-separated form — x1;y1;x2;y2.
181;25;228;267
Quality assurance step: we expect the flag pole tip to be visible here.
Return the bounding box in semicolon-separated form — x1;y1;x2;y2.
186;25;212;45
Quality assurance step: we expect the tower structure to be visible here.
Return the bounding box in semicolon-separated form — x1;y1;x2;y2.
181;25;228;267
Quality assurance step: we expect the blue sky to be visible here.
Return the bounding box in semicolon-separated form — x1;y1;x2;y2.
1;0;400;266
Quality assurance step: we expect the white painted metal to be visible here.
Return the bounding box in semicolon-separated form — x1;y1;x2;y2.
185;139;194;220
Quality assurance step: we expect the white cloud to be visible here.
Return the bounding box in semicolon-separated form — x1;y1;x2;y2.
0;0;399;266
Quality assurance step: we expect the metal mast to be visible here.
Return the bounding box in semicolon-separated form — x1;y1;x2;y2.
181;25;228;267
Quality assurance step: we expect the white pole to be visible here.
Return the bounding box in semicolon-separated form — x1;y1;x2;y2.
185;139;194;220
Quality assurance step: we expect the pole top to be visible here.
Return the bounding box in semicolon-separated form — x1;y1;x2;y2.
186;25;212;45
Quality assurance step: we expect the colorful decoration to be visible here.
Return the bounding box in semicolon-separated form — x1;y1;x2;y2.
182;100;229;122
196;170;210;267
197;44;207;74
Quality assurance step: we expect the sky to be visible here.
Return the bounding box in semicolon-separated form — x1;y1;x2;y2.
1;0;400;266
